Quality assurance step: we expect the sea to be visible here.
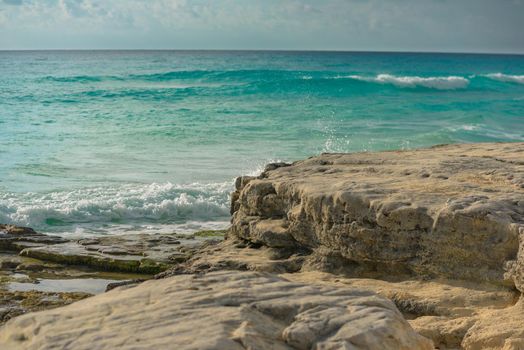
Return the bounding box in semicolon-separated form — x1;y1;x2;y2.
1;50;523;237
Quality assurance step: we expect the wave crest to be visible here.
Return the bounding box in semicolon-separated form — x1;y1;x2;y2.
484;73;524;84
341;74;470;90
0;182;232;234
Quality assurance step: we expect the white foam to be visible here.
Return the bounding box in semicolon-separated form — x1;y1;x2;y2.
0;182;233;235
340;74;470;90
447;124;480;132
242;158;286;177
485;73;524;84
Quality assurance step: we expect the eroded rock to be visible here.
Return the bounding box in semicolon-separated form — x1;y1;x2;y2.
0;270;433;350
16;232;217;274
160;239;521;349
230;143;524;289
0;290;90;326
0;224;67;251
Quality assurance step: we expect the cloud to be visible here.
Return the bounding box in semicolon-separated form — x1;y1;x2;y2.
2;0;24;5
59;0;91;17
0;0;523;52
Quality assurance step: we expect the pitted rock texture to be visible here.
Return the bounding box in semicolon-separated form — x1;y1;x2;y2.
0;271;432;350
159;239;523;349
230;143;524;289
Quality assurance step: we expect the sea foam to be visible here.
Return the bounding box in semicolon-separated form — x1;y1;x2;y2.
341;74;470;90
0;182;232;234
485;73;524;84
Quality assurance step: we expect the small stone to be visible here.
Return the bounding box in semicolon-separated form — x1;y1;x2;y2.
16;263;45;272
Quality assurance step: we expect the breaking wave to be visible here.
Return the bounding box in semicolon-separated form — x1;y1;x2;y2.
339;74;470;90
0;182;232;234
484;73;524;84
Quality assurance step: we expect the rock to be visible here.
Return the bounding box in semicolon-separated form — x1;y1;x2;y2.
15;262;45;272
0;270;433;350
0;225;68;251
0;260;20;269
282;270;518;350
230;142;524;289
20;242;170;274
461;298;524;349
161;238;520;348
159;239;306;276
105;279;144;292
0;225;222;274
0;225;37;235
192;229;227;238
0;290;90;326
17;232;212;274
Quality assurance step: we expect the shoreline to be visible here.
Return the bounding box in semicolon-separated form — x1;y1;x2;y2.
0;225;225;325
0;142;523;349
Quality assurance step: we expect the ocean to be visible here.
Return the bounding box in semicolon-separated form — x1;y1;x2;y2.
1;50;523;237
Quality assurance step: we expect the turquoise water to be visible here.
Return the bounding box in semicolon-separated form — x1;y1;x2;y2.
1;51;523;236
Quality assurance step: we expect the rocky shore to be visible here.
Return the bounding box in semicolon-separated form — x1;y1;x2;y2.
1;142;523;349
0;224;223;326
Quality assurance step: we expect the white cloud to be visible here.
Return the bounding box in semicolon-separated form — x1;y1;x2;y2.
0;0;522;52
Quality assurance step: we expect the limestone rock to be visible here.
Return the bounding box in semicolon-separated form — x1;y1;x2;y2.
0;224;67;251
0;271;432;350
0;290;90;326
230;143;524;289
20;240;169;274
461;298;524;349
17;232;213;274
282;270;518;350
160;236;521;348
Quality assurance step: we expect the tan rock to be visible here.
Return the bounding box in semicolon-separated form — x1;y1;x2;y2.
230;143;524;289
0;270;432;350
461;298;524;350
157;238;520;349
282;270;518;350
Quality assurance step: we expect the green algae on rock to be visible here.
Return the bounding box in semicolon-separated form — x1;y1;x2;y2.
1;226;219;274
20;243;169;274
192;229;227;238
0;289;91;326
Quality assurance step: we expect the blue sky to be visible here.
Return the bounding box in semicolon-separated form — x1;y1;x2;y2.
0;0;523;52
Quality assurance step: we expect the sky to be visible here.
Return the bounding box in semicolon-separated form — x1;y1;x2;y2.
0;0;523;53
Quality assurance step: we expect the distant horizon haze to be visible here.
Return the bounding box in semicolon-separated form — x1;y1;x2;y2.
0;0;523;53
1;49;524;56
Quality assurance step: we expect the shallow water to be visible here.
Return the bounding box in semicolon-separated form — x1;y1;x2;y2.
1;51;523;236
8;278;118;294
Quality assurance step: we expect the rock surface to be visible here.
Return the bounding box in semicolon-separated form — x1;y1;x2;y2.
0;225;225;325
0;289;90;327
158;238;521;349
461;298;524;349
1;224;219;274
284;271;519;350
19;234;187;274
0;270;432;350
0;225;67;251
230;143;524;289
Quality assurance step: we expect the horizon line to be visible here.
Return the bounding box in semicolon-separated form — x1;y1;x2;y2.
0;48;523;56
